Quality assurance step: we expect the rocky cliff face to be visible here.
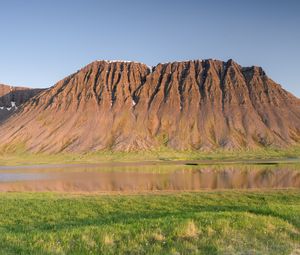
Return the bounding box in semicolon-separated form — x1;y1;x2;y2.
0;59;299;152
0;84;43;123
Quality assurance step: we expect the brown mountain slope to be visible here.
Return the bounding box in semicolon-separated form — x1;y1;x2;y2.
0;59;299;153
0;84;43;123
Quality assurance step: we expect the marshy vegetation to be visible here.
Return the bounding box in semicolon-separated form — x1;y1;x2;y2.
0;191;299;254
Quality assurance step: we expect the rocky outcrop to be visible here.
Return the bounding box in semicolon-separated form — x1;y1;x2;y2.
0;59;299;152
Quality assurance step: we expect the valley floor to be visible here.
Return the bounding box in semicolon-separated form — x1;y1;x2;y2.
0;191;299;254
0;146;300;166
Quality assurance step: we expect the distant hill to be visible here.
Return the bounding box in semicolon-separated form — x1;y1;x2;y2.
0;84;43;123
0;59;299;153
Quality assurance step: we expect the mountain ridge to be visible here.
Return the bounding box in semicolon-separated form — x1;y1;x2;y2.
0;59;299;153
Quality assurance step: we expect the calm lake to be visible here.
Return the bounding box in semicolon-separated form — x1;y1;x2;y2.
0;162;299;192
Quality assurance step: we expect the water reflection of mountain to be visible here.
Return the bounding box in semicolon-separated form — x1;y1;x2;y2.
0;164;299;192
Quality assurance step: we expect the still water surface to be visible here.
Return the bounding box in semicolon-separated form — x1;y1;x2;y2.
0;163;299;192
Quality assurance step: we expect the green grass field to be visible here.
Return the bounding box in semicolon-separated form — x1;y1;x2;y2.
1;147;299;254
0;191;299;254
0;146;300;166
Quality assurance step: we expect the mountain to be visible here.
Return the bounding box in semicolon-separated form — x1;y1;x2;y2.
0;59;299;153
0;84;43;123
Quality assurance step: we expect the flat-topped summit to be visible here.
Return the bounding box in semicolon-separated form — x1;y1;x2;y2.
0;59;299;153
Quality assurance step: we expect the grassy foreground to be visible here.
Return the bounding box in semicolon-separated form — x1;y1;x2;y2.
0;191;299;254
0;146;300;166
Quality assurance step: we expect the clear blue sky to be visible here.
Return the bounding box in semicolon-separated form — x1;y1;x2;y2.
0;0;299;97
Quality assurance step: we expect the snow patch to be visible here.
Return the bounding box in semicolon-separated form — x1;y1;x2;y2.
0;101;18;111
11;101;17;108
98;60;144;64
147;65;153;72
97;60;150;68
158;59;203;65
103;60;134;63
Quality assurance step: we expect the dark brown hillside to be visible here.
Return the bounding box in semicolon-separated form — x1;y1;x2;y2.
0;84;43;123
0;59;299;152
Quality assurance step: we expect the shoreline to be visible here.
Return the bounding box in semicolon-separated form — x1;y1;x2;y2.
1;157;300;169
